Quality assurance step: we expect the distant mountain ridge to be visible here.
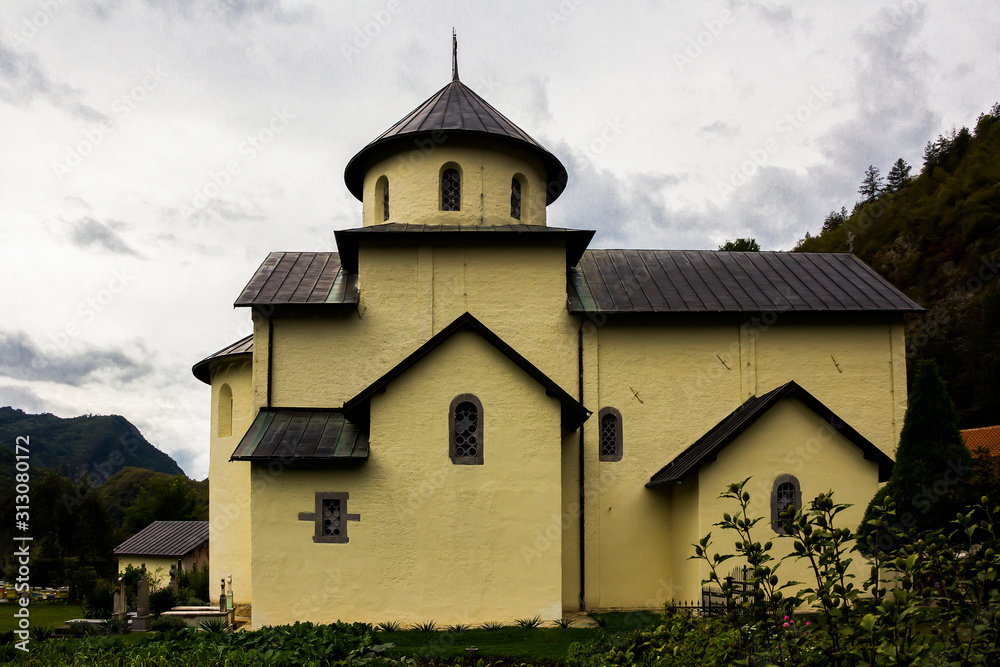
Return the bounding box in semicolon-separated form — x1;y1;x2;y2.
0;406;184;481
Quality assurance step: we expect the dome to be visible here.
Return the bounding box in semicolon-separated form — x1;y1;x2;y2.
344;78;568;205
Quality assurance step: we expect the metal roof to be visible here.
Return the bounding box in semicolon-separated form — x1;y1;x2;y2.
646;381;894;487
342;311;591;431
192;335;252;384
231;409;369;462
235;252;358;308
114;520;209;557
569;250;922;314
334;224;594;273
344;79;568;204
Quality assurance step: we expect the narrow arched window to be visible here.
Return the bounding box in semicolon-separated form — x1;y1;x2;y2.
771;474;802;534
450;394;483;464
441;167;461;211
598;407;622;461
382;181;390;221
375;176;389;222
218;383;233;438
510;177;522;220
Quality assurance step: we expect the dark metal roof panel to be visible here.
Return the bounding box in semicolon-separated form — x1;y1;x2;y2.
646;381;894;486
191;336;253;384
231;409;369;462
114;521;209;557
568;250;922;314
235;252;359;308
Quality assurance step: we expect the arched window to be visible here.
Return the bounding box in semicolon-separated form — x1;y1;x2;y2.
598;407;622;461
510;176;522;220
218;383;233;438
450;394;483;464
441;166;461;211
375;176;389;222
771;474;802;534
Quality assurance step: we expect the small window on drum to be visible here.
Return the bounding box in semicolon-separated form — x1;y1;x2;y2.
771;474;802;535
510;176;522;220
441;167;461;211
450;394;483;465
598;407;622;462
375;176;389;222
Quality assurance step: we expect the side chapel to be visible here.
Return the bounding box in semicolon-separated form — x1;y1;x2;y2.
193;49;919;627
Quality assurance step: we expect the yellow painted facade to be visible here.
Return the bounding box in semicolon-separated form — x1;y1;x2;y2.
195;71;913;626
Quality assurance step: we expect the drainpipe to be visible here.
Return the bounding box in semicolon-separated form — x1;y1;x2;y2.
578;321;586;611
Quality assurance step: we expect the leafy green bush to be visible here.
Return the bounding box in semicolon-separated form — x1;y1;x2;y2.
687;478;1000;666
150;616;189;633
83;580;114;619
149;588;179;616
177;563;210;601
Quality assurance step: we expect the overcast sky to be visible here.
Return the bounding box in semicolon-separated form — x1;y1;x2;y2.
1;0;997;479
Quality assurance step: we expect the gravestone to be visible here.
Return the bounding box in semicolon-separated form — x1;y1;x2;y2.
112;577;127;621
132;563;153;631
168;563;179;596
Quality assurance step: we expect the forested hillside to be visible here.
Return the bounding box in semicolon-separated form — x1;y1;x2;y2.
796;103;1000;427
0;407;183;481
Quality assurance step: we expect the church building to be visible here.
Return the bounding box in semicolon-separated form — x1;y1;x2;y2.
192;52;919;627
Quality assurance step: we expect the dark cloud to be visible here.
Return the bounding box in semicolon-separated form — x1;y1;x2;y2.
0;331;152;387
0;38;107;123
69;218;141;257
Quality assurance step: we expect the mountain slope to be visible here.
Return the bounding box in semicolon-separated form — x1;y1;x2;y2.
0;407;184;480
795;106;1000;427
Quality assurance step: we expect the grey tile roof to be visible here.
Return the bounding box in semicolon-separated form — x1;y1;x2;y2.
235;252;358;308
192;335;252;384
646;381;894;487
114;520;209;557
569;250;922;313
231;409;369;462
344;80;567;204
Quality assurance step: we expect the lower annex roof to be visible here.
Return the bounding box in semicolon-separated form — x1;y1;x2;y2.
114;520;209;557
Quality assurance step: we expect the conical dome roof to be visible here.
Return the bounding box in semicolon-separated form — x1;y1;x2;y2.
344;78;568;204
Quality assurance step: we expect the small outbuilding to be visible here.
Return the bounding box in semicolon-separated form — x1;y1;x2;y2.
114;520;209;583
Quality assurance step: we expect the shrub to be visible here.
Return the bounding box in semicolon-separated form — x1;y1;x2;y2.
149;589;179;616
376;620;402;633
479;621;505;631
554;617;574;628
83;581;114;619
412;620;437;632
151;616;190;632
199;618;229;633
515;615;542;628
27;626;54;642
177;564;210;601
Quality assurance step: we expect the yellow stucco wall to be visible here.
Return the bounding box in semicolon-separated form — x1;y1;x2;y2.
677;396;882;603
116;556;177;591
208;358;254;605
249;330;564;626
361;143;548;227
579;315;903;610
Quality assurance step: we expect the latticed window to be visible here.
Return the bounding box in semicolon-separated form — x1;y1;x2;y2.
382;181;390;221
450;394;483;464
441;168;461;211
321;498;344;538
510;177;522;220
598;407;622;461
771;475;801;534
297;491;359;544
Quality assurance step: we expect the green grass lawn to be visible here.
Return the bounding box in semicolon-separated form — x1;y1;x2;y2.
379;611;659;663
0;601;85;632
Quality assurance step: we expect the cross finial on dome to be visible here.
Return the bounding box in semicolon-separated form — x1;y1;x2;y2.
452;28;459;81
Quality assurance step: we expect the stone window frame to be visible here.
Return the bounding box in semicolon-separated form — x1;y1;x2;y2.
297;492;360;544
440;163;462;211
770;474;802;535
449;393;483;465
598;407;623;462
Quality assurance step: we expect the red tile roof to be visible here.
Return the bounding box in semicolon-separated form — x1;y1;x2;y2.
962;426;1000;458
